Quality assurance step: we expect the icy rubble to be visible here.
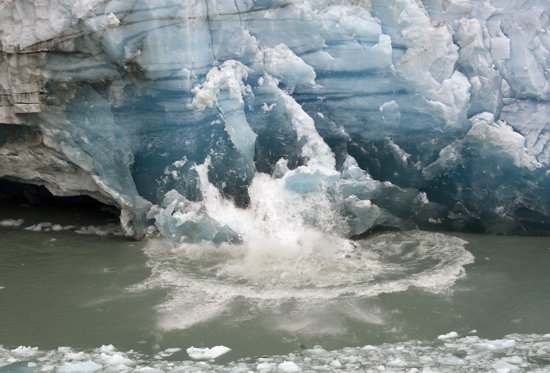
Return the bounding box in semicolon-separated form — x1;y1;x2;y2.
7;221;126;237
2;334;550;372
0;0;549;238
0;218;24;227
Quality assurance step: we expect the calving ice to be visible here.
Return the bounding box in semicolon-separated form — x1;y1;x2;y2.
3;2;550;370
0;0;549;241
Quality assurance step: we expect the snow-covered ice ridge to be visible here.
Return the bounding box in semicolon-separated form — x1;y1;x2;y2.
2;334;550;372
1;0;549;238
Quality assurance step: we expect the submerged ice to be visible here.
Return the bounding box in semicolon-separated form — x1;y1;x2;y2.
1;0;550;238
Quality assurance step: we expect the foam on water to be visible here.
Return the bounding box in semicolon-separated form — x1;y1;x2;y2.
2;333;550;372
131;230;473;332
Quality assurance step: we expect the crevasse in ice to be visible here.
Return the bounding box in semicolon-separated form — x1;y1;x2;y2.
0;0;549;238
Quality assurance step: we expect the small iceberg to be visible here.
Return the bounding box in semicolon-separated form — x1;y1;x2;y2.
185;346;231;360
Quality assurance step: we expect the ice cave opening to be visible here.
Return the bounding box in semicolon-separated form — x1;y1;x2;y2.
0;179;122;235
0;179;115;209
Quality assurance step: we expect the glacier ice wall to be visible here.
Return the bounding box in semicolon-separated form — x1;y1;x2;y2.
0;0;549;238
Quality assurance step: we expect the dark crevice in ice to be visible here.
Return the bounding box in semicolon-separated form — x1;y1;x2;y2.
0;179;120;216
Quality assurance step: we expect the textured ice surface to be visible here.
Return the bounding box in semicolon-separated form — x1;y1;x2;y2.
0;0;549;237
2;334;550;372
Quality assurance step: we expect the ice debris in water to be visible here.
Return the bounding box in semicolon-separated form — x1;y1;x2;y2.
2;334;550;372
0;219;24;227
277;361;302;373
153;348;181;360
437;331;459;340
185;346;231;360
21;222;124;237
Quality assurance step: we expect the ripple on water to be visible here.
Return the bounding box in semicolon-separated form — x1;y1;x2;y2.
129;231;474;331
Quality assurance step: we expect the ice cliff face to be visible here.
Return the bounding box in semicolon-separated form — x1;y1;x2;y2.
0;0;549;238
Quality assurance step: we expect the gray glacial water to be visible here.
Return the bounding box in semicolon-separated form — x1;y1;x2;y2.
1;218;549;356
1;206;550;371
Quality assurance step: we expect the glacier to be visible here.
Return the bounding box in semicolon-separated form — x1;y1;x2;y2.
0;0;549;240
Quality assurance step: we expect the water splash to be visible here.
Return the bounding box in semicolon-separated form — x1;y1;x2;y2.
140;80;473;332
132;231;473;331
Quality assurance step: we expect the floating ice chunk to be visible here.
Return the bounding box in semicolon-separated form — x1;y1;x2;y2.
25;223;51;232
134;368;162;373
257;362;276;372
504;356;523;365
56;361;102;373
99;345;115;353
0;218;24;227
475;339;516;351
185;346;231;360
277;361;301;372
492;359;520;372
438;355;464;366
362;345;378;351
74;224;123;237
99;353;133;366
388;357;408;367
64;352;88;361
437;331;458;340
10;346;38;357
154;347;182;359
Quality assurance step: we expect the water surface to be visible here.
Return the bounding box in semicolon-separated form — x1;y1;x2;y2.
1;220;550;362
